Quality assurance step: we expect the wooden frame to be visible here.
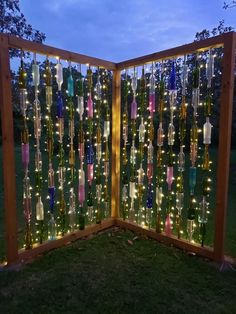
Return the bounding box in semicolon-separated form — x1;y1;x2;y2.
0;32;235;266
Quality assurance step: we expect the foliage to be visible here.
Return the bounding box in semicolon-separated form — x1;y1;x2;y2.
223;1;236;9
194;19;233;40
0;0;45;57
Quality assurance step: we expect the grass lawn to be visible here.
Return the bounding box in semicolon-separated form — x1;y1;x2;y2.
0;229;236;314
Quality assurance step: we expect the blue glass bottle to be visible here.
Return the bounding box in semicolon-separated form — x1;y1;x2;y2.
57;91;64;118
86;141;94;164
48;186;55;214
169;61;176;91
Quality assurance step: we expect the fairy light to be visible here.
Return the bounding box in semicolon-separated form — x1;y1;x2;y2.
19;52;33;249
156;61;165;233
56;58;66;236
95;67;102;224
176;54;188;239
137;66;146;225
67;61;76;232
187;55;200;242
121;71;129;220
86;66;95;224
44;57;56;241
198;49;214;246
164;60;177;236
103;71;111;218
145;62;155;229
32;53;44;244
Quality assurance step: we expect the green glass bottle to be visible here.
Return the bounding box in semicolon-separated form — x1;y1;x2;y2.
59;190;66;236
19;59;27;89
87;186;94;223
187;195;195;242
204;90;213;117
179;118;186;144
87;67;93;91
45;59;52;86
78;205;85;230
140;66;146;115
192;60;200;89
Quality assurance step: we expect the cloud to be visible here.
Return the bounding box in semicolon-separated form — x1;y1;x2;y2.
20;0;236;61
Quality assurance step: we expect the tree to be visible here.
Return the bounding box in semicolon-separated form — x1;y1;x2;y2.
0;0;46;57
0;0;46;142
194;20;233;41
223;1;236;9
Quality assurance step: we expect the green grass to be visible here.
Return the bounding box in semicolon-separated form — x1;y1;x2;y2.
0;229;236;314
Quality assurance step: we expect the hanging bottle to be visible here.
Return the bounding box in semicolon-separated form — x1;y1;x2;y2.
164;193;172;236
166;147;174;191
139;117;145;143
77;65;84;121
86;141;94;185
69;188;76;231
157;122;164;147
78;168;85;230
178;146;185;172
198;196;208;246
104;110;110;140
187;195;196;242
206;49;214;88
147;142;153;184
149;63;156;117
203;117;212;145
87;186;94;223
169;61;177;109
146;185;153;228
192;59;200;116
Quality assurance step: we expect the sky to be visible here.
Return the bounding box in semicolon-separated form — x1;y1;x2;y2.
20;0;236;63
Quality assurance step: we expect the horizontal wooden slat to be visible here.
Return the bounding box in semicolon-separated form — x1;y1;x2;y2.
6;34;116;70
115;219;214;260
18;219;115;262
116;32;232;70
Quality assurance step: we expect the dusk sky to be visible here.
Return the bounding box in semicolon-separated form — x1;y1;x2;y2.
20;0;236;62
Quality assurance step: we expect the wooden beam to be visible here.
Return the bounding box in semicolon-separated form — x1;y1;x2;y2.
18;219;115;262
6;34;116;70
0;35;19;265
116;32;230;70
214;32;236;263
111;70;121;218
115;219;214;260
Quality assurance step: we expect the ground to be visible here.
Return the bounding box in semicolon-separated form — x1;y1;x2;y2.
0;229;236;314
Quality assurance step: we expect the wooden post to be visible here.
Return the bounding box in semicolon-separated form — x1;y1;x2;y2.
111;69;121;218
0;34;19;265
214;32;236;263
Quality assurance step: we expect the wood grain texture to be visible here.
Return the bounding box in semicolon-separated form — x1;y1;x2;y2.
116;32;230;69
0;35;19;265
214;32;236;262
7;35;116;70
